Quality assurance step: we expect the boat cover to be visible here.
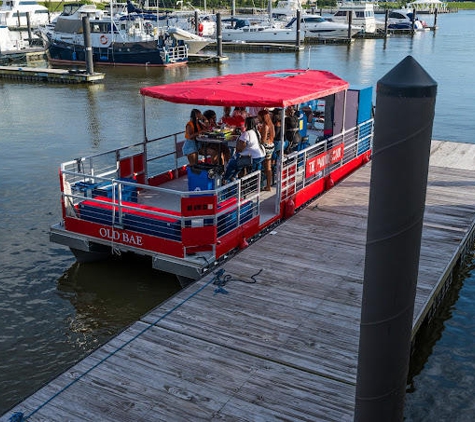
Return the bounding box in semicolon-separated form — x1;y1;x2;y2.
140;69;349;108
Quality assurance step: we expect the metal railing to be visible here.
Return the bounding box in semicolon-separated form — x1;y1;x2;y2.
281;119;373;201
59;135;260;256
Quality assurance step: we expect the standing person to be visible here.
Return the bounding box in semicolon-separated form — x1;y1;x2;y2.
284;106;302;153
257;109;275;191
183;109;206;166
224;117;265;182
271;108;288;165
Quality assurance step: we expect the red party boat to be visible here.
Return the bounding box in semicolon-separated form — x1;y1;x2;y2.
50;69;374;285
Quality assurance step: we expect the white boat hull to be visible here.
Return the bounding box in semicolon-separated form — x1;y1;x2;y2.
286;15;360;40
168;27;212;54
222;27;299;43
304;26;360;39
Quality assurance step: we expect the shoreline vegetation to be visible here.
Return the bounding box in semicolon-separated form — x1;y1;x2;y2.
37;1;475;13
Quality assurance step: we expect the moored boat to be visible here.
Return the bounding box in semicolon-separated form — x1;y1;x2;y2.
222;17;299;43
38;3;188;67
0;0;54;27
285;14;361;39
50;69;374;284
167;26;212;54
387;9;430;31
330;1;378;34
0;24;28;52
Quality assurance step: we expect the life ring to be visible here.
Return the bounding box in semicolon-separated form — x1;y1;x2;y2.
198;23;204;36
100;35;108;45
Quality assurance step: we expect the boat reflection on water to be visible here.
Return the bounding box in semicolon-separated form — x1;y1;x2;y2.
56;254;182;350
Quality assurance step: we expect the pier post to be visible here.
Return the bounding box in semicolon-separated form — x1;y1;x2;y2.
354;56;437;421
348;10;353;39
81;16;94;75
296;10;301;46
26;12;32;46
384;9;389;38
412;8;416;33
194;10;199;35
216;13;223;57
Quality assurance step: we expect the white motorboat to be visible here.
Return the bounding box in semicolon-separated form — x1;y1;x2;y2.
0;24;28;52
387;9;430;31
222;18;299;43
0;0;55;27
330;2;377;34
167;26;212;54
286;14;361;40
272;0;303;20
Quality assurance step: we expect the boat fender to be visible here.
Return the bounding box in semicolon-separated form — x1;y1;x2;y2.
100;35;108;45
284;198;295;219
325;176;334;191
198;23;204;36
362;153;370;164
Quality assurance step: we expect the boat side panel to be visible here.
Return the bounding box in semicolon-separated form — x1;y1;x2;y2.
63;217;185;258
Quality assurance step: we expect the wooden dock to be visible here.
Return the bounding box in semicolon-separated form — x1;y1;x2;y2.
0;66;105;84
3;139;475;421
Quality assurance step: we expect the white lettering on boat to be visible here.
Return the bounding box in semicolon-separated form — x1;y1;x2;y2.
99;227;143;246
306;144;344;178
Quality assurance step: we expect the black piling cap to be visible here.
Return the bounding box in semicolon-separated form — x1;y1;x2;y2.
377;55;437;98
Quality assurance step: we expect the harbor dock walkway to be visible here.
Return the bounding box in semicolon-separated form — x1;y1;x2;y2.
0;66;104;83
3;139;475;421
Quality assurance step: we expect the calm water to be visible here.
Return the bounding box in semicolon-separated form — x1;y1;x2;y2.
1;11;475;419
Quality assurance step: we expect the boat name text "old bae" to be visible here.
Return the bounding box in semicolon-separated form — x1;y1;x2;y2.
99;227;144;246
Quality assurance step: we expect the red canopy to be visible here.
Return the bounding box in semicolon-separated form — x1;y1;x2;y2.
140;69;349;108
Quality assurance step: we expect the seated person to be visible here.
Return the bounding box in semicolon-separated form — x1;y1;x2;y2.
220;106;245;129
224;117;265;182
219;106;232;125
203;109;217;129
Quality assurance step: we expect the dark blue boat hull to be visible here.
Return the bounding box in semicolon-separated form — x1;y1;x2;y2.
46;41;187;67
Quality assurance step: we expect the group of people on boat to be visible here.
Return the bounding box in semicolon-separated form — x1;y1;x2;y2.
182;105;304;191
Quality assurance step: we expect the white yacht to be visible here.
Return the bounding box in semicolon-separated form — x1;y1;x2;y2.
272;0;303;20
222;18;299;43
0;0;54;27
0;24;28;51
330;2;377;34
286;14;361;40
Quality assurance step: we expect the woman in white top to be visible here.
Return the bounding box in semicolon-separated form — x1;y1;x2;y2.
224;117;265;182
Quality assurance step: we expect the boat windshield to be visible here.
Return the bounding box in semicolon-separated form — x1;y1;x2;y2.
285;17;297;28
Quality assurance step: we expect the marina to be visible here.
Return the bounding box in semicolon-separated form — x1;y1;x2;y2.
3;139;475;421
1;9;475;421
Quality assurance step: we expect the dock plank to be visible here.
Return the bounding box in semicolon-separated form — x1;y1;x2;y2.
4;140;475;421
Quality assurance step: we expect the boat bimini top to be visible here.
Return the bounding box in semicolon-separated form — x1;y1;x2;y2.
139;69;349;108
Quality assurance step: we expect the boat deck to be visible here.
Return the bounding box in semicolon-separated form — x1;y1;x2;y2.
3;139;475;421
